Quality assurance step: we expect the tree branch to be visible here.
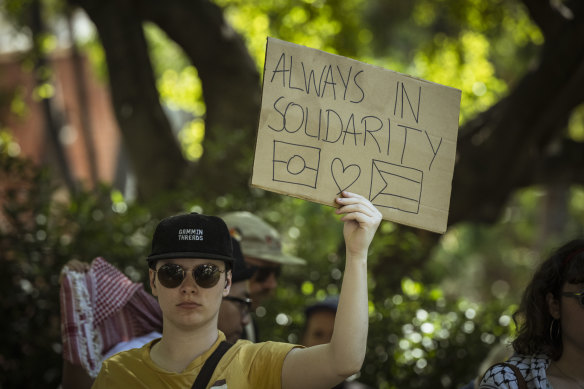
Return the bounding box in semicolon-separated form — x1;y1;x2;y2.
138;0;261;198
449;11;584;226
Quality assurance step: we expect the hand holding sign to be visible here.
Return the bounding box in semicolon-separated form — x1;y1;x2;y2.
335;191;382;258
252;38;461;233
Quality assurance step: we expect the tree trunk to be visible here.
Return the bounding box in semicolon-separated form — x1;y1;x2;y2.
65;8;99;189
29;0;77;195
69;0;189;202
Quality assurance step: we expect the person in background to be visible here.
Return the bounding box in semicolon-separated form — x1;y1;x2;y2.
479;239;584;388
93;191;382;388
222;211;306;341
301;296;339;348
221;211;306;307
60;237;253;388
60;257;163;389
302;296;372;389
218;237;255;343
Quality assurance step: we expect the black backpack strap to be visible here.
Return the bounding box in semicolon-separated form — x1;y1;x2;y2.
192;341;233;389
503;363;527;389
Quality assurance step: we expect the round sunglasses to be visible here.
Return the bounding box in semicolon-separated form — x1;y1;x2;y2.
223;296;253;315
156;263;225;289
250;265;281;283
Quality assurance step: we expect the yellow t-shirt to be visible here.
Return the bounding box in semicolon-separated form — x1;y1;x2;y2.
92;331;299;389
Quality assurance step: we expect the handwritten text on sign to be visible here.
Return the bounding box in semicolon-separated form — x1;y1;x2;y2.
251;38;461;233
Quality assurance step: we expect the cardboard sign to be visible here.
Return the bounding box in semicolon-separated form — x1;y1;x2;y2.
251;38;461;233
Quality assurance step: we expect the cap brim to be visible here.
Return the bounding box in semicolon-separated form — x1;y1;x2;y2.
147;252;234;262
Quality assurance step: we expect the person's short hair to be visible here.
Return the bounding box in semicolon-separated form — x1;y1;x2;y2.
512;239;584;359
301;296;339;333
304;296;339;320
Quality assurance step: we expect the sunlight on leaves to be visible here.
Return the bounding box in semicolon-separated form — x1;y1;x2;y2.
412;31;507;122
402;277;422;298
568;104;584;141
158;67;205;115
32;83;55;100
412;2;436;26
179;119;205;161
301;281;314;295
9;87;27;117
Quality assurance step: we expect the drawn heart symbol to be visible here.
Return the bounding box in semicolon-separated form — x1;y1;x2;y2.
331;158;361;195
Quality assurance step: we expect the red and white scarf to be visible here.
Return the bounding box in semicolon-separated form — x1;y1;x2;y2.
60;257;162;377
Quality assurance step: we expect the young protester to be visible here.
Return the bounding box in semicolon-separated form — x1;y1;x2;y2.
92;191;382;388
479;239;584;389
60;238;252;388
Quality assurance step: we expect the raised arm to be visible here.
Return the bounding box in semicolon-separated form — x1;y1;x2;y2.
282;191;382;389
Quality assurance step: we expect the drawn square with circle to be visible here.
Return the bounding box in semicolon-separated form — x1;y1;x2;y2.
273;141;321;188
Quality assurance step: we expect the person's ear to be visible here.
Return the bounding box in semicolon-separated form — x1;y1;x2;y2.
546;292;561;319
223;270;232;297
149;268;158;297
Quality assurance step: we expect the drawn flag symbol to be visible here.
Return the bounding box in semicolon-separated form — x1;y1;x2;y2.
369;160;423;214
272;140;321;188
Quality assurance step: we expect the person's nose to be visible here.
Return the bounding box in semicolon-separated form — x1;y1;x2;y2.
180;271;198;294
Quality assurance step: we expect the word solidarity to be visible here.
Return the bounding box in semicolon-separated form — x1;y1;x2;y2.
267;96;442;171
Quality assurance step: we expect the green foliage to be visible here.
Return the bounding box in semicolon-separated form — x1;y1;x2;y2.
255;252;517;388
0;0;34;28
216;0;368;67
212;0;542;126
80;34;109;82
568;104;584;141
0;133;154;387
570;186;584;223
364;286;515;388
363;0;542;122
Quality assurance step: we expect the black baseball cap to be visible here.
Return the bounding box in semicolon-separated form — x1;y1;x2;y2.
147;213;234;268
